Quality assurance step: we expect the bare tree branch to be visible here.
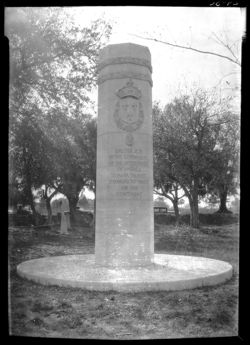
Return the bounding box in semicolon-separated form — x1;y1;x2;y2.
211;32;240;65
46;188;58;200
153;189;164;196
128;33;241;67
177;193;186;200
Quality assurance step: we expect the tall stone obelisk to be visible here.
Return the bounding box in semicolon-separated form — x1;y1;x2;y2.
95;43;154;267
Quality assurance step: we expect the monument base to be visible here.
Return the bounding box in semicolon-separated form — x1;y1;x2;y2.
17;254;233;292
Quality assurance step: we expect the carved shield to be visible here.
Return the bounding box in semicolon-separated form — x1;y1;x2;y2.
114;79;144;133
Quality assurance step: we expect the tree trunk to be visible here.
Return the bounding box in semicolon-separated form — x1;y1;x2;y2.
217;189;232;213
189;184;199;229
190;202;199;229
172;200;180;226
45;198;52;225
43;187;59;225
68;195;79;224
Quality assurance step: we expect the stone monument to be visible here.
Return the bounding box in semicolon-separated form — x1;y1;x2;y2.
17;43;233;291
95;43;154;268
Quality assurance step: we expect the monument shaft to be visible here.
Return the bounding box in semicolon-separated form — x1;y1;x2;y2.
95;43;154;267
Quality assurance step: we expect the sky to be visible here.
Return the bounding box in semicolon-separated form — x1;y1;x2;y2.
69;6;244;202
70;6;245;112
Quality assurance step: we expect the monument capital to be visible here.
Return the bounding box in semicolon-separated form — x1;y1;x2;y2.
97;43;153;87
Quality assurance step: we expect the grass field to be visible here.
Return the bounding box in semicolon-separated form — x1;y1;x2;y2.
8;214;239;339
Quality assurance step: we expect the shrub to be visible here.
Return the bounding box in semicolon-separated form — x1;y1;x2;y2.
154;213;238;226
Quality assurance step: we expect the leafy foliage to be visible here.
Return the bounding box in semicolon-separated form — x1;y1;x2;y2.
7;7;112;113
153;88;239;227
7;7;111;220
207;111;240;212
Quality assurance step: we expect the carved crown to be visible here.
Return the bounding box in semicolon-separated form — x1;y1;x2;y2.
116;79;142;99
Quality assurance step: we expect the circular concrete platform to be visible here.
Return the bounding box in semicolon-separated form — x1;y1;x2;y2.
17;254;233;292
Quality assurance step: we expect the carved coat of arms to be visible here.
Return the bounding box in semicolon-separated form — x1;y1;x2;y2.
114;79;144;146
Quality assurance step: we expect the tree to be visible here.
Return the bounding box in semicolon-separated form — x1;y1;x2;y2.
9;105;58;224
7;7;111;221
153;102;186;226
46;111;97;222
153;89;228;228
207;111;240;213
37;181;63;224
78;117;97;226
6;7;112;113
154;181;185;226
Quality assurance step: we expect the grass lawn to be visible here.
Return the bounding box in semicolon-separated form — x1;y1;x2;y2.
8;214;239;339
